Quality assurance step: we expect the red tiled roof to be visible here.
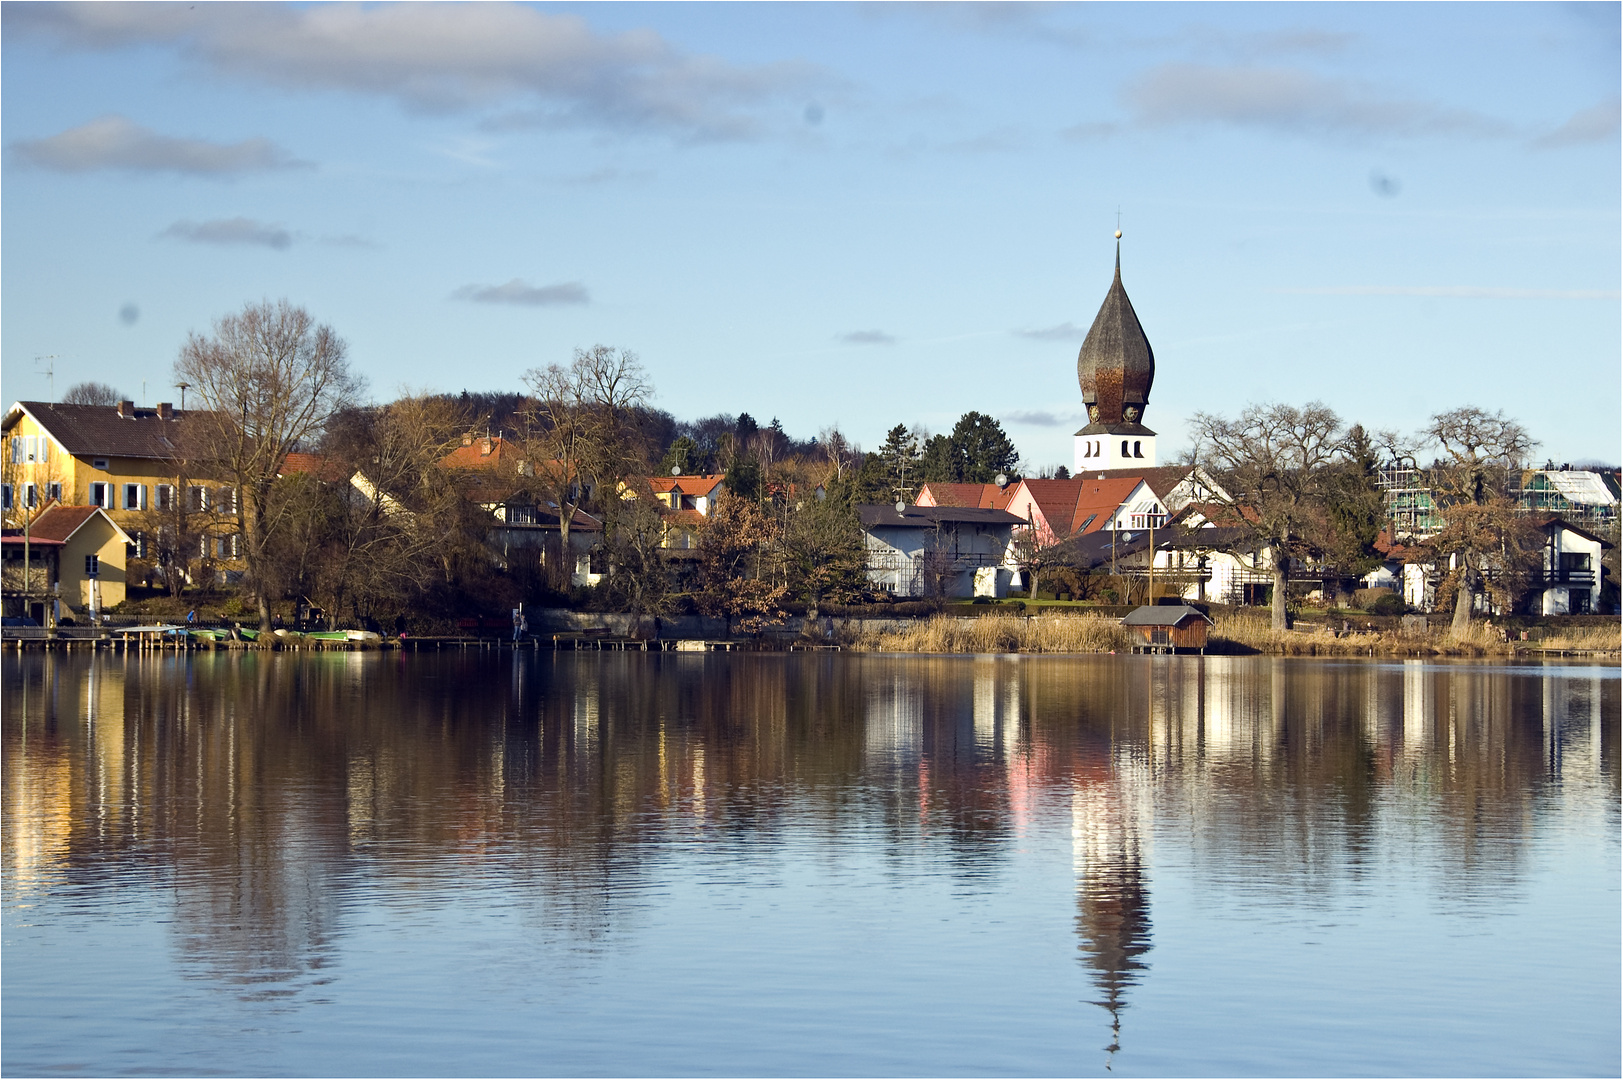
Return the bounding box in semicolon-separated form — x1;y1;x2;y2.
1078;466;1198;501
23;504;128;545
916;482;1016;510
647;474;725;496
665;509;708;527
0;533;65;547
1014;476;1144;536
441;437;524;470
279;452;348;482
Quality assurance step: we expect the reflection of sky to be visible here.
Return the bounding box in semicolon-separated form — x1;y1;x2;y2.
2;653;1618;1076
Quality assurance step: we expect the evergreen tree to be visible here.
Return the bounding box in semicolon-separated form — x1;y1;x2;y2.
949;411;1019;483
918;434;958;483
878;423;922;498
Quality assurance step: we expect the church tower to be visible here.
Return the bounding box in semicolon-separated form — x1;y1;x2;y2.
1074;234;1157;473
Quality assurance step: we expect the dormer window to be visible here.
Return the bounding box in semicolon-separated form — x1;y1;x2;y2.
93;458;109;471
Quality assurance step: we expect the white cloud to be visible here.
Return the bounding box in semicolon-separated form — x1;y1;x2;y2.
10;115;302;175
1123;64;1510;139
1013;322;1087;342
6;3;818;141
1536;97;1621;148
838;330;896;345
1003;409;1081;428
159;217;293;249
453;279;589;306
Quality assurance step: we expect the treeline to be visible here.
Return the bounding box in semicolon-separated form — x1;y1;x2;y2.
126;301;1609;638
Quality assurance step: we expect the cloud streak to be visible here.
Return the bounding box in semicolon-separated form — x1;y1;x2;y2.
159;217;293;249
6;3;819;141
837;330;896;346
1276;286;1621;300
1003;409;1081;428
1013;322;1087;342
1122;64;1510;140
1536;97;1621;148
10;114;303;175
453;279;590;306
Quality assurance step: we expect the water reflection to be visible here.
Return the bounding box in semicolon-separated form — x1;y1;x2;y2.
3;652;1617;1072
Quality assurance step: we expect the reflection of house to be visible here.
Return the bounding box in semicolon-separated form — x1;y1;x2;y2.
858;504;1020;597
1531;516;1611;615
2;504;131;618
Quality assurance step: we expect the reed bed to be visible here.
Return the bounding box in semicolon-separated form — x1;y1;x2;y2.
852;610;1619;658
853;612;1132;654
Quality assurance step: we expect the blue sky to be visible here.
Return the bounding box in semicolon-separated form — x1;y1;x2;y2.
3;2;1618;468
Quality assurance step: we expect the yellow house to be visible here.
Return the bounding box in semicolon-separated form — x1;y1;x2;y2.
3;399;244;577
25;504;133;615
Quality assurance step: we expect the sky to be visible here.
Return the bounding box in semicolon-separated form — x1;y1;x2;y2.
2;2;1619;470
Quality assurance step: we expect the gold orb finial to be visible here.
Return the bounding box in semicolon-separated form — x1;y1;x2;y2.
1114;229;1123;239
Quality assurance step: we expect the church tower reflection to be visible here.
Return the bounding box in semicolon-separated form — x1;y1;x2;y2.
1071;751;1153;1066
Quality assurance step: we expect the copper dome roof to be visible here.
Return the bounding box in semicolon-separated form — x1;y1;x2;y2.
1076;245;1155;433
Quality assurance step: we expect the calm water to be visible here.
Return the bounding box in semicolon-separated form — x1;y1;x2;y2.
2;651;1618;1077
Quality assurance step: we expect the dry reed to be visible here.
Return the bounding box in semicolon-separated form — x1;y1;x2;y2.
852;610;1619;658
853;612;1132;654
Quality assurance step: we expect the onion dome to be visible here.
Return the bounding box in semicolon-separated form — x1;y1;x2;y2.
1076;241;1155;434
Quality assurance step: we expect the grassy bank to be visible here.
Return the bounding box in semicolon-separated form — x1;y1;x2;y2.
850;611;1620;658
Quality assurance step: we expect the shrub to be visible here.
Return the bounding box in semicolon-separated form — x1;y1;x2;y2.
1367;593;1407;617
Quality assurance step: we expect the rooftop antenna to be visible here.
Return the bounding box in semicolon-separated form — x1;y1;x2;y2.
176;382;191;412
35;355;57;398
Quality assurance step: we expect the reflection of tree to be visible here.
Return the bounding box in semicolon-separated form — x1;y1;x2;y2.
2;649;1615;1017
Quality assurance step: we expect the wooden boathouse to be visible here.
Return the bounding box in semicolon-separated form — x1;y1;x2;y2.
1120;604;1212;654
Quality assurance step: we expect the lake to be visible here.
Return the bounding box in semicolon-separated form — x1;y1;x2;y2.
3;651;1618;1076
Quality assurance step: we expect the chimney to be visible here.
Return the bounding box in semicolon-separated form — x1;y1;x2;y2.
118;400;135;418
480;437;493;456
156;402;173;420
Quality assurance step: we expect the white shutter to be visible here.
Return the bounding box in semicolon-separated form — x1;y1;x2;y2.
139;484;148;510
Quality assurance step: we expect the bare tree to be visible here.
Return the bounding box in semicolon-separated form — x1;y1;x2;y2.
62;381;126;406
521;346;651;559
1422;407;1538;636
174;300;360;631
1189;402;1345;629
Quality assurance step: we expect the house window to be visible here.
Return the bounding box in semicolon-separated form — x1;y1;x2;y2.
1133;441;1143;458
46;482;61;503
84;554;99;577
188;486;209;512
1121;440;1130;458
216;488;238;514
1;484;10;510
155;485;175;511
123;483;146;510
1079;514;1097;531
90;482;111;507
24;484;38;509
1560;552;1591;573
131;532;148;559
508;504;536;525
588;547;607;574
93;458;109;471
216;534;240;559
